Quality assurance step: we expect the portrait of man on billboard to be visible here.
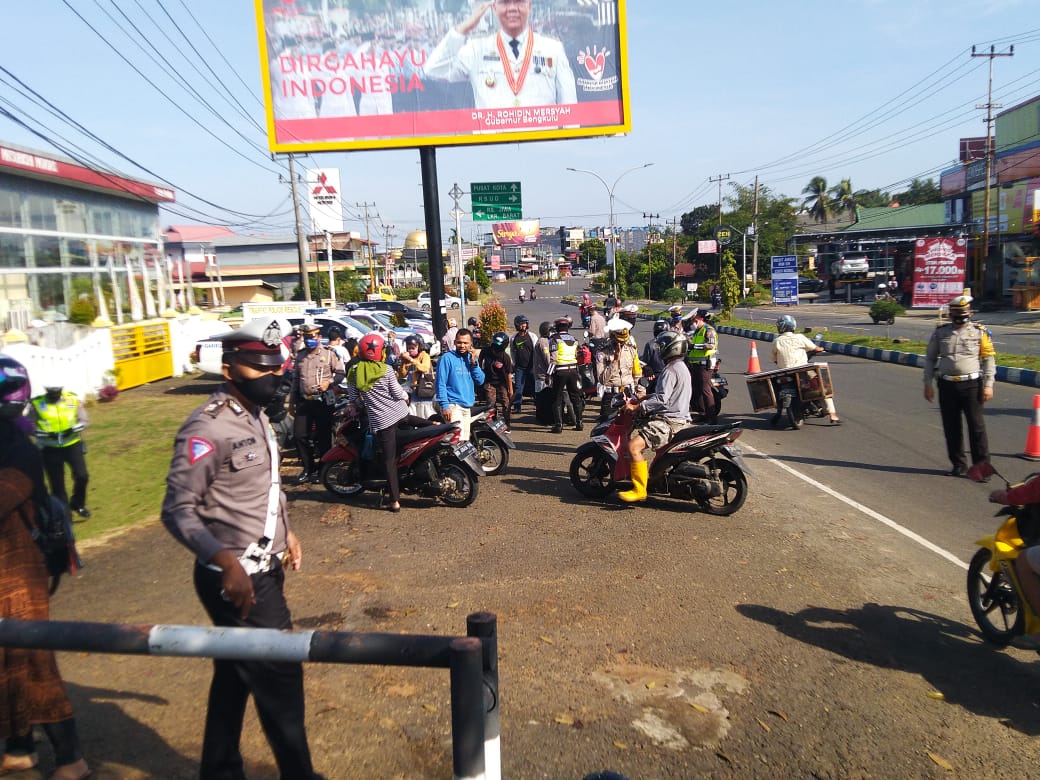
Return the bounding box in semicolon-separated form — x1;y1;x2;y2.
425;0;577;109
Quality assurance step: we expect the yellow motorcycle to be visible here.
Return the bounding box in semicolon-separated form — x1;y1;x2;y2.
966;472;1040;647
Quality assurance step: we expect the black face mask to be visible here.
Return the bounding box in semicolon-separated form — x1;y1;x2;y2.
231;373;282;406
45;390;62;402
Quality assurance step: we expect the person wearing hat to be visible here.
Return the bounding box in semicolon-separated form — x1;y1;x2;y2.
683;308;719;421
923;293;996;477
290;323;346;485
587;304;607;340
160;317;324;780
666;305;684;333
598;318;642;421
28;382;91;519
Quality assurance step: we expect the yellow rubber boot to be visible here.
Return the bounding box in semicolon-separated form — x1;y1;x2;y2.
617;460;649;503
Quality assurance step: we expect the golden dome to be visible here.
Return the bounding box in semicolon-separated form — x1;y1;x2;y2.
403;230;427;250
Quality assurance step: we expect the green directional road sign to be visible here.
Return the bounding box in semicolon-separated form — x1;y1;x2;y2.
471;181;522;220
472;205;523;221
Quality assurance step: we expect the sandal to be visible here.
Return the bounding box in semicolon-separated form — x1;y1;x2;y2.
0;753;38;775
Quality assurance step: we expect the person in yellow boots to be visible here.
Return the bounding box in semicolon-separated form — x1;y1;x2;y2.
617;331;692;503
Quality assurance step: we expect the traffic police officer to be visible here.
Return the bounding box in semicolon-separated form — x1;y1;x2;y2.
683;308;719;421
161;316;324;780
29;383;91;517
548;316;582;433
425;0;577;110
923;294;996;477
291;323;345;485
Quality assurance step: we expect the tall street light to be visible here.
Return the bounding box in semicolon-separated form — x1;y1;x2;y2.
566;163;654;298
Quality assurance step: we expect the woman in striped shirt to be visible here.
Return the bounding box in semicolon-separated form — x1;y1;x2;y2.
345;333;431;512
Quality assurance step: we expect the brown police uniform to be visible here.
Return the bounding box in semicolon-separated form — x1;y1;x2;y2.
160;318;322;780
292;338;346;481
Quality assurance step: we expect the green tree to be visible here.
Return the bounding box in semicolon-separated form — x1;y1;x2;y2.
680;205;716;236
577;238;606;270
718;249;741;314
853;188;891;208
291;269;366;302
893;178;941;206
829;178;859;221
466;257;490;293
802;176;832;223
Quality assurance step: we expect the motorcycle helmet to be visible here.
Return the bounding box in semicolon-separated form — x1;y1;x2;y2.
468;316;479;328
403;334;423;351
948;294;972;324
513;314;529;330
553;317;572;332
358;332;386;361
655;331;687;361
619;304;639;325
776;314;797;334
538;321;552;338
490;331;509;350
606;317;630;344
0;354;31;420
653;319;668;336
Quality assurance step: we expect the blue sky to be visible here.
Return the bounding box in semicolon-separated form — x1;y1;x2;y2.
1;1;1036;247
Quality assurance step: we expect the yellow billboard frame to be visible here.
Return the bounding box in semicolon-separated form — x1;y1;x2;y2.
254;0;631;153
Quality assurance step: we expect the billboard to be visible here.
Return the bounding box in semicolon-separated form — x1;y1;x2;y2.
254;0;631;152
306;167;343;233
771;255;799;306
492;220;540;246
911;238;966;307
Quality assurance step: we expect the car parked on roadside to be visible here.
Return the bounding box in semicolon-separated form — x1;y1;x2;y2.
830;255;870;278
798;275;826;294
346;300;432;321
416;291;462;312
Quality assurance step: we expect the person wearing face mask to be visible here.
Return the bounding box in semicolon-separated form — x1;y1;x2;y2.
290;323;346;485
397;334;435;419
160;317;325;780
434;328;485;441
29;383;91;519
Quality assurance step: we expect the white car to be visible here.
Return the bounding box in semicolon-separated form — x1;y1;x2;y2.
831;255;870;278
417;291;461;312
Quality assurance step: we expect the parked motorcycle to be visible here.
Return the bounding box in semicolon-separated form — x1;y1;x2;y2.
320;407;483;507
470;402;516;476
569;392;750;515
967;470;1040;646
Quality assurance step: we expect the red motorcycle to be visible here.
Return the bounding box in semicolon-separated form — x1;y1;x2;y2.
569;392;750;515
320;407;483;507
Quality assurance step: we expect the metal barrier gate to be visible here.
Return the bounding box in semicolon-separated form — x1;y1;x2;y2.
0;612;500;780
110;320;174;390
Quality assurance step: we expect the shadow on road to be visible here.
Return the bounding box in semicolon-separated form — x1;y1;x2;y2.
737;602;1040;735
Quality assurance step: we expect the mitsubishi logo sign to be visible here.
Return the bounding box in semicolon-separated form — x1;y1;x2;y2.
306;168;344;234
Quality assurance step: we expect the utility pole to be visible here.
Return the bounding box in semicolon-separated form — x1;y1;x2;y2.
324;231;335;306
356;202;377;293
751;175;760;289
670;216;679;287
286;154;311;303
709;174;730;225
971;43;1014;297
643;212;659;299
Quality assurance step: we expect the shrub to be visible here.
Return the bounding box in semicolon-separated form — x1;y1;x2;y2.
98;384;119;402
479;298;508;347
660;287;685;304
869;299;905;322
627;283;645;299
395;287;422;301
465;281;480;302
68;296;97;325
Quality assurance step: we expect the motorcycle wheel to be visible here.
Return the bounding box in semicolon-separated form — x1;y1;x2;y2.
786;403;802;430
321;461;364;497
696;458;748;516
569;443;615;499
966;547;1024;646
437;458;480;507
474;434;509;476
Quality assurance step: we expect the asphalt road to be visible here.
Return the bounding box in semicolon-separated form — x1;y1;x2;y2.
37;291;1040;779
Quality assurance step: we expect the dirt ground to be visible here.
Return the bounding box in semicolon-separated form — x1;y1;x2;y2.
18;374;1040;779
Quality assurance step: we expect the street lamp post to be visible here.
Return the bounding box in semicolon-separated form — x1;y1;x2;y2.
566;163;654;298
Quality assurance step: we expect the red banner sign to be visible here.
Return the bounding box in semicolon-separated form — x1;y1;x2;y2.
492;220;540;246
911;237;967;307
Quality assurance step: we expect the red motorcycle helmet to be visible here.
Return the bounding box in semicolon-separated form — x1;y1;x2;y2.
358;332;385;361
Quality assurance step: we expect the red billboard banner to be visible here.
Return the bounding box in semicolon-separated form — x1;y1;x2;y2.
255;0;631;152
912;237;967;307
492;220;540;246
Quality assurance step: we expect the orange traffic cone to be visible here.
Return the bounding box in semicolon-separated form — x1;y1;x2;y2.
1022;394;1040;461
746;341;762;374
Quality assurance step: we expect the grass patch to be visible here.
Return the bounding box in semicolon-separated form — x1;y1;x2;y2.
76;375;220;541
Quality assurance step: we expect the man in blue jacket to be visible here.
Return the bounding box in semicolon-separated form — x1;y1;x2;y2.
435;328;485;440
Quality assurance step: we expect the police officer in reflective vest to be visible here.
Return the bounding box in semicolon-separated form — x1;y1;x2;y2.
548;317;582;433
683;308;718;421
923;293;996;477
29;384;90;518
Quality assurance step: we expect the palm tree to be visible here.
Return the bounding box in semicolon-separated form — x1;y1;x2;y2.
801;177;832;223
829;178;859;221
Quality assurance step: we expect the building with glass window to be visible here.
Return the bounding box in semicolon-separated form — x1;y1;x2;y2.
0;141;174;329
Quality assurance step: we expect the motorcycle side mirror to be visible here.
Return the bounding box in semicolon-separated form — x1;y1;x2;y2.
583;330;589;340
813;333;823;345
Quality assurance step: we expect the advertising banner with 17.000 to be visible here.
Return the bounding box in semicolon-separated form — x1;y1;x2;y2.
254;0;630;152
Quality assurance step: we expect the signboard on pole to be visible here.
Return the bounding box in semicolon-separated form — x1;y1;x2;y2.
911;237;967;307
492;220;540;246
306;168;344;233
771;255;799;305
254;0;632;152
471;181;522;221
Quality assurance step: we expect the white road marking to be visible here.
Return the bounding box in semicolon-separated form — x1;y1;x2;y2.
743;444;969;570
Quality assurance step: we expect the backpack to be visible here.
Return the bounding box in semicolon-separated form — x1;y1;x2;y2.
415;370;436;399
20;492;83;595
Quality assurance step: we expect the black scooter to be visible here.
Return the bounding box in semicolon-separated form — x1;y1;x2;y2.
771;337;826;430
